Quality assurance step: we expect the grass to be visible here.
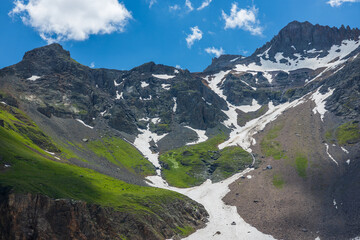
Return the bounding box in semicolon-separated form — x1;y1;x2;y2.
0;104;186;215
335;121;360;145
159;134;252;188
260;124;286;160
177;226;195;237
272;174;285;189
295;153;308;178
87;137;155;176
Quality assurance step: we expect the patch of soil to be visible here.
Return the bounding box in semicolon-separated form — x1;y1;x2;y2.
224;100;358;240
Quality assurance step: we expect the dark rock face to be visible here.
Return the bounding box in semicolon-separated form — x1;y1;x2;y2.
0;188;208;240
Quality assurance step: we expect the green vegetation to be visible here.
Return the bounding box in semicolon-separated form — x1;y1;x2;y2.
335;121;360;145
260;124;286;160
272;174;285;189
295;153;308;178
0;104;186;215
87;137;155;176
177;226;195;237
160;134;252;188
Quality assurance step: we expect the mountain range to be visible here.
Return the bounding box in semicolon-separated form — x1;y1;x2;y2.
0;21;359;240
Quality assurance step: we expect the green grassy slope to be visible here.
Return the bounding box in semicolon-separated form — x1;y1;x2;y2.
0;103;183;214
159;134;252;188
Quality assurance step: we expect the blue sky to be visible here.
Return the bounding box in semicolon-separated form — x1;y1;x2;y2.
0;0;360;72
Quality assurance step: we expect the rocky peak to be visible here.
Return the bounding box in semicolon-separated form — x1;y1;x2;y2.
22;43;71;62
254;21;360;59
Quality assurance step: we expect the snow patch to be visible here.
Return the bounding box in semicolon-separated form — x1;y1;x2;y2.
147;168;274;240
333;199;338;209
346;159;351;165
76;119;94;129
133;125;168;171
141;81;149;88
161;83;171;90
230;57;240;62
185;126;208;145
325;143;339;166
0;101;7;105
27;75;42;81
44;150;55;155
341;147;349;154
172;97;177;112
100;110;107;116
237;99;262;113
152;74;175;80
151;118;161;124
202;97;212;106
246;175;252;179
114;80;121;86
174;69;180;74
140;95;152;101
310;88;335;122
115;90;123;100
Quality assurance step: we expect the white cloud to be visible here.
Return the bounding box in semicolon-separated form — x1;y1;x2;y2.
169;4;181;11
149;0;157;8
176;65;182;69
197;0;212;10
205;47;225;57
9;0;132;43
185;0;194;11
222;3;263;36
186;26;203;48
90;62;95;68
327;0;360;6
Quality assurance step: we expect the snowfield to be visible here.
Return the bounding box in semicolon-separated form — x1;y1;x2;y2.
152;74;176;79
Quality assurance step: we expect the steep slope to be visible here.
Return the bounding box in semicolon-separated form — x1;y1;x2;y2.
0;101;208;239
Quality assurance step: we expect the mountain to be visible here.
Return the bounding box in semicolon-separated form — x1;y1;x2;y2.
0;21;360;239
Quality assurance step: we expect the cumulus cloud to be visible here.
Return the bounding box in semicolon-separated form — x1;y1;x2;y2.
205;47;225;57
327;0;360;6
186;26;203;48
185;0;194;11
197;0;212;10
222;3;263;36
9;0;132;43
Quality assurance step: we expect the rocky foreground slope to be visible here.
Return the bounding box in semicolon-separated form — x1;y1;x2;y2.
0;21;359;239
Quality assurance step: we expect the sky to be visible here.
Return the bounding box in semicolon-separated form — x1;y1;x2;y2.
0;0;360;72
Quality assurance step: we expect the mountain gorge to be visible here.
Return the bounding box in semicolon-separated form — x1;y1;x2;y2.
0;21;359;239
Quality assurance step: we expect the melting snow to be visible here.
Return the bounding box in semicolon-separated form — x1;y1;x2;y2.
333;199;338;209
310;88;335;122
173;97;177;112
152;74;175;80
76;119;94;129
325;143;338;166
185;126;208;145
114;80;121;86
116;91;123;100
151;118;161;124
237;99;262;113
341;147;349;154
133;125;168;171
100;110;107;116
147;168;274;240
141;81;149;88
27;75;42;81
234;38;360;84
44;150;55;155
161;83;171;90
